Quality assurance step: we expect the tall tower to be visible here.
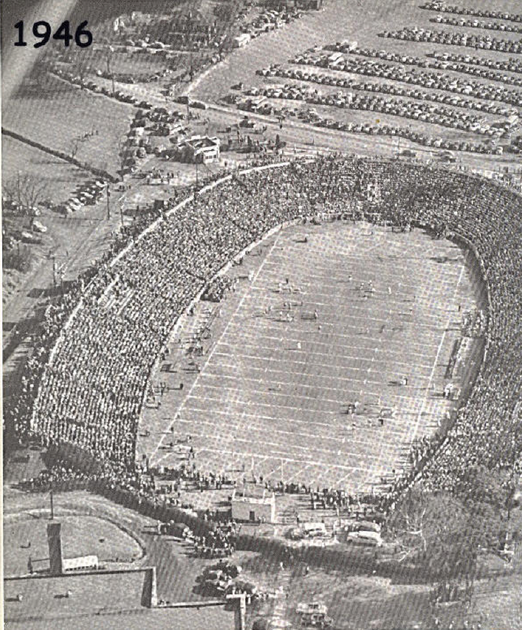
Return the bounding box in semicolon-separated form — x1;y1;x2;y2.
47;522;64;575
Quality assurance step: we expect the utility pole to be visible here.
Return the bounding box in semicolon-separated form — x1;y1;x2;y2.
106;184;111;220
107;46;115;95
50;486;54;520
51;254;57;288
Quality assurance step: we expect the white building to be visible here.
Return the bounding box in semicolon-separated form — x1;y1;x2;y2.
231;484;276;523
180;135;220;163
233;33;251;48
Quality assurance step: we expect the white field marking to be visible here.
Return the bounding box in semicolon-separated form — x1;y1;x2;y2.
149;231;284;461
196;367;433;397
197;359;432;391
285;464;313;483
181;403;357;430
184;385;428;414
163;413;399;453
181;394;443;443
225;303;451;333
178;406;446;446
213;347;434;370
187;378;447;412
248;284;460;316
237;289;459;319
159;444;375;473
219;325;444;356
258;260;462;293
410;265;466;444
263;461;285;481
215;339;437;368
259;247;463;273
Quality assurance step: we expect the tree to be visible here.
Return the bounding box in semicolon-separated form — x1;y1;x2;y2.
3;174;50;213
388;483;509;597
69;137;81;160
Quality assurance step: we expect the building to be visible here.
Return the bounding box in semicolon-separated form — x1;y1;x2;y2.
4;570;239;630
6;520;241;630
180;135;220;163
231;483;276;523
233;33;251;48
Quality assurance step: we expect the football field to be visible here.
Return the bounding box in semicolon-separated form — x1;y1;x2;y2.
140;221;478;494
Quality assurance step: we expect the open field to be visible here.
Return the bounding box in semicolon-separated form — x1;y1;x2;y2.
3;77;134;176
2;136;91;205
139;221;479;494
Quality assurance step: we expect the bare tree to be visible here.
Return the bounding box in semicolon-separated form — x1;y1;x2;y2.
69;137;82;160
3;174;50;213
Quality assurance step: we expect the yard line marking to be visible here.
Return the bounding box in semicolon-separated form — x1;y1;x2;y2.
184;387;437;415
164;413;394;452
150;231;284;461
212;349;434;371
221;317;447;357
410;264;466;444
215;344;435;369
197;368;433;397
158;445;375;474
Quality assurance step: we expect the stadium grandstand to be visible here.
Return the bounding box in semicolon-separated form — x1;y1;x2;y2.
7;155;522;513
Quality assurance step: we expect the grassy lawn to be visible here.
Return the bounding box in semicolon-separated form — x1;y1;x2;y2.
3;76;134;176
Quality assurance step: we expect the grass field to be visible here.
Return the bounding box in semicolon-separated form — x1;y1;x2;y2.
140;221;479;494
2;136;90;205
3;76;134;176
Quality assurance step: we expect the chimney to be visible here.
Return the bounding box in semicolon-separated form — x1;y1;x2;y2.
227;593;246;630
47;522;64;575
141;567;158;608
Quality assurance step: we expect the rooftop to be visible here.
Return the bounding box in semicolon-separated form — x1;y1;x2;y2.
4;574;234;630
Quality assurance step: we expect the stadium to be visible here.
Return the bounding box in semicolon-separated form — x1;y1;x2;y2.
5;154;522;630
11;156;521;498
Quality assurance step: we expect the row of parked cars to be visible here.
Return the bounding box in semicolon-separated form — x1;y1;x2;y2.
258;65;511;130
380;27;522;54
420;1;522;23
431;15;522;34
282;102;505;155
430;51;522;74
323;43;522;88
247;81;495;136
50;63;154;109
293;52;521;107
58;180;106;215
242;7;304;39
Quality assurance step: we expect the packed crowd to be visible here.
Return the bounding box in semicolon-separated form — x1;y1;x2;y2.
11;157;522;517
380;27;522;55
